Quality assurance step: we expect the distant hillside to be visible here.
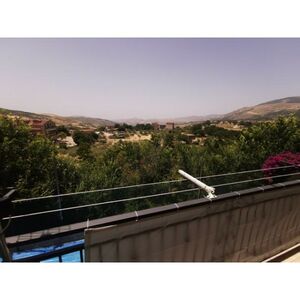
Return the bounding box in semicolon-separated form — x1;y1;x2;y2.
51;115;115;128
0;108;115;128
116;114;222;125
2;96;300;129
0;108;47;120
223;97;300;120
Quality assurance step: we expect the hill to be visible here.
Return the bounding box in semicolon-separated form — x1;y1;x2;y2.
1;96;300;128
118;97;300;125
0;108;115;128
223;97;300;120
116;114;222;125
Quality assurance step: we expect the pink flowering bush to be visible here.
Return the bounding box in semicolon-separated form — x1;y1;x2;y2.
262;151;300;183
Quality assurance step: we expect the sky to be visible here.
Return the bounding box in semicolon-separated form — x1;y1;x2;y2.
1;38;300;120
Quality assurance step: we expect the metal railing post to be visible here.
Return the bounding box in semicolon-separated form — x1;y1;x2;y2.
80;249;84;262
0;189;16;262
0;223;12;262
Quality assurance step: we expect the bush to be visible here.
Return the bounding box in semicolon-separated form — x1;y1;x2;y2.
262;151;300;183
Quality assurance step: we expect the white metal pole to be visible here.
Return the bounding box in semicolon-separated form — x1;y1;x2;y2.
178;170;216;199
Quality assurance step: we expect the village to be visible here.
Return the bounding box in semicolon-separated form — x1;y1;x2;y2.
21;117;247;151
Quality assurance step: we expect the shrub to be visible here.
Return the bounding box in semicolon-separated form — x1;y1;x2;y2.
262;151;300;183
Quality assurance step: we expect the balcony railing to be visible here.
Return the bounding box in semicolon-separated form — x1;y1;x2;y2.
1;164;300;262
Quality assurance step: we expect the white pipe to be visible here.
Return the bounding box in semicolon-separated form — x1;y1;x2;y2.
178;170;216;200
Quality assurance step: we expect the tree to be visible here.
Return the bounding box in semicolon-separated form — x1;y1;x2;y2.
190;124;204;136
151;133;161;147
0;116;80;198
56;125;70;136
262;151;300;183
237;115;300;169
0;116;31;192
76;143;93;160
73;130;97;145
163;132;175;147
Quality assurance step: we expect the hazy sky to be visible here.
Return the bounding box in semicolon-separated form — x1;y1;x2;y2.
1;38;300;120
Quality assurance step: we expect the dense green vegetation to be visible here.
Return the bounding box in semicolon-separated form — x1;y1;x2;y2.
0;117;80;198
1;114;300;235
112;122;155;132
189;122;240;139
56;125;71;136
1;115;300;199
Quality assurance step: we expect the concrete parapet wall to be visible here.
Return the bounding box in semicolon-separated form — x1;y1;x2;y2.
85;181;300;262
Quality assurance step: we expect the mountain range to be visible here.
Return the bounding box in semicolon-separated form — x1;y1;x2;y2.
0;108;115;128
116;97;300;124
114;114;222;125
222;96;300;121
1;96;300;127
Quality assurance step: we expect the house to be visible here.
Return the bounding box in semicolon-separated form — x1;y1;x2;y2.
25;119;57;136
165;122;175;131
152;122;160;130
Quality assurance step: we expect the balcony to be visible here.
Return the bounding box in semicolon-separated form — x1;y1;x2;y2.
1;165;300;262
